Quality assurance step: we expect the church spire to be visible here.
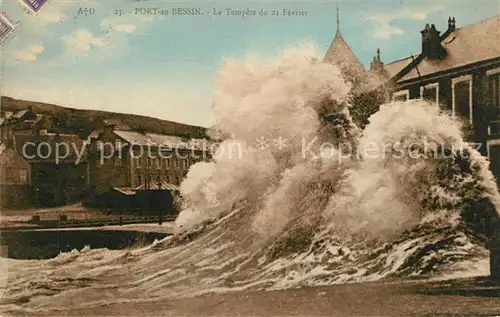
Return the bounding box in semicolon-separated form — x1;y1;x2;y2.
336;4;340;33
323;2;366;77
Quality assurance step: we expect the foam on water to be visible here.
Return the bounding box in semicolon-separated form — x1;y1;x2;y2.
2;47;499;314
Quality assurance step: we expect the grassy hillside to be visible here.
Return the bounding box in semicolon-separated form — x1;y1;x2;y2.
1;96;208;139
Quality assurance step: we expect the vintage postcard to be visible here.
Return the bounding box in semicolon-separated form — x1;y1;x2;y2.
1;0;500;316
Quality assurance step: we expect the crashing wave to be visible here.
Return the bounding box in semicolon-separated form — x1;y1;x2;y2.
2;47;499;314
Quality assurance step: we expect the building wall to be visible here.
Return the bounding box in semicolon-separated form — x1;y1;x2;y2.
0;148;32;207
0;148;31;185
88;129;132;194
0;145;88;207
393;62;500;136
31;162;88;206
0;184;33;208
391;61;500;180
88;127;211;194
129;150;208;188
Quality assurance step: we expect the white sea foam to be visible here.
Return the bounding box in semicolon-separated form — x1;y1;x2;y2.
2;46;499;315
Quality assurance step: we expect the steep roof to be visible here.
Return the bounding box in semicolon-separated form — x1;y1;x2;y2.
394;15;500;83
12;110;28;119
12;114;44;130
323;7;365;78
380;56;413;79
323;30;366;76
113;130;214;151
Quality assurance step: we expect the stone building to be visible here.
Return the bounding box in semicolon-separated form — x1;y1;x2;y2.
87;123;213;196
0;146;31;207
0;106;88;207
14;130;89;206
324;12;500;180
369;15;500;178
0;108;44;143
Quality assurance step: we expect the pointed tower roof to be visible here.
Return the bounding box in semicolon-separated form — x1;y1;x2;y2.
323;5;366;77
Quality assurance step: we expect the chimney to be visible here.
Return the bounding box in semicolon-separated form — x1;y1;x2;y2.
448;16;456;32
54;132;61;141
421;23;446;59
441;17;457;39
103;121;116;134
370;48;384;73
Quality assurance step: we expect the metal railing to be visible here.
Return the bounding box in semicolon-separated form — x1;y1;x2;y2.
27;214;177;229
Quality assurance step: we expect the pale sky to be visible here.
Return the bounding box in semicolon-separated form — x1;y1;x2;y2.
1;0;498;127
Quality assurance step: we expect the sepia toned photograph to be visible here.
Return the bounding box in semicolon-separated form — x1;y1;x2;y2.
0;0;499;316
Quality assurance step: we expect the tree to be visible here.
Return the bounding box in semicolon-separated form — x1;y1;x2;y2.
333;60;389;131
349;87;386;130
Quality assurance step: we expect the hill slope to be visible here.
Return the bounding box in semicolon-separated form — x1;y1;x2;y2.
0;96;208;139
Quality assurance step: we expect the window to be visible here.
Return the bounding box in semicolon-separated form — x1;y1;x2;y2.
19;169;27;183
487;139;500;182
392;89;409;102
136;174;143;187
174;158;179;169
114;156;122;167
489;121;500;136
420;83;439;106
488;68;500;109
138;157;143;168
6;168;16;182
182;159;188;169
452;75;473;126
175;176;180;185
